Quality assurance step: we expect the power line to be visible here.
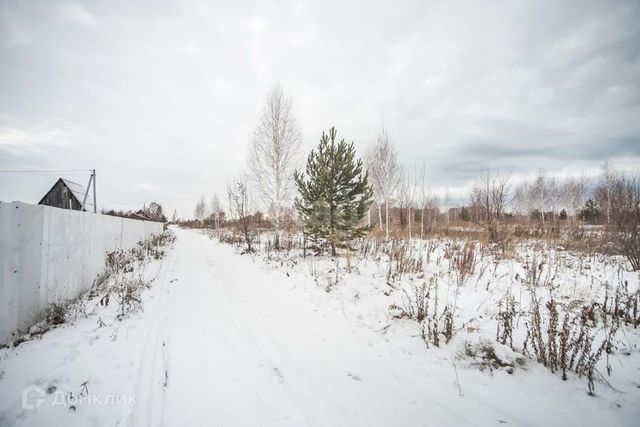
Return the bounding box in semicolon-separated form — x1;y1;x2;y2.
0;169;92;173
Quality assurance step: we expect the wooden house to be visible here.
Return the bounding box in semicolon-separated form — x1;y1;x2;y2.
127;210;152;221
38;178;91;211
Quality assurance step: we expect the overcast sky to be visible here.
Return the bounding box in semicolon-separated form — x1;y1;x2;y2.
1;0;638;217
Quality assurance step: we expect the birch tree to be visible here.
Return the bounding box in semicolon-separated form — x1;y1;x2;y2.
470;169;510;242
562;176;587;227
227;174;255;253
248;85;302;249
513;181;533;218
194;195;207;220
416;163;428;238
210;194;223;228
397;165;419;239
531;170;550;225
596;161;618;225
366;127;401;238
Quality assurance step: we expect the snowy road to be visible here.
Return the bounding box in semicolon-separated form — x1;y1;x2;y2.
132;228;473;426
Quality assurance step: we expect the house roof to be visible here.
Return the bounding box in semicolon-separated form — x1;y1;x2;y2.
128;210;151;221
38;178;93;210
61;179;87;202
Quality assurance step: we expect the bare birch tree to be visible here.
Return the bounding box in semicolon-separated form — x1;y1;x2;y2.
531;170;550;226
210;194;223;228
562;176;587;227
366;127;401;238
596;161;618;226
194;195;207;220
470;169;510;242
227;174;255;253
513;181;533;219
248;85;302;249
416;163;428;238
397;165;420;239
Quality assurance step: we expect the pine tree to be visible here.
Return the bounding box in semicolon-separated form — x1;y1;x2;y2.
294;127;373;256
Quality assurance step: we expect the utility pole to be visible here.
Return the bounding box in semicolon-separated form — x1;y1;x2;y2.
82;169;97;212
92;169;97;213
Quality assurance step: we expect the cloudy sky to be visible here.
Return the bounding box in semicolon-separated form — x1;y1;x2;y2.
1;0;638;217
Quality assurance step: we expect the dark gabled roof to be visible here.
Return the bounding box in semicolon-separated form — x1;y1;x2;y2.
128;210;151;221
38;178;92;210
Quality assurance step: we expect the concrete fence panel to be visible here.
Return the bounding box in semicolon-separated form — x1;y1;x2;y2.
0;202;163;344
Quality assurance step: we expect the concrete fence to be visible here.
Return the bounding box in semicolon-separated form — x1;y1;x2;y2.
0;202;163;344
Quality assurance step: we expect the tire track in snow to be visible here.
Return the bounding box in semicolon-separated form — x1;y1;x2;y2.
124;240;178;427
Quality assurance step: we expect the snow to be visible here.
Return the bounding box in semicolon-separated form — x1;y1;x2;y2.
1;227;639;426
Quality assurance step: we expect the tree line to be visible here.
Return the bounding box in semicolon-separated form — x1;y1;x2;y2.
192;85;639;269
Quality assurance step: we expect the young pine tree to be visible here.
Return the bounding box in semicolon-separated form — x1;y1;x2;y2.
294;127;373;256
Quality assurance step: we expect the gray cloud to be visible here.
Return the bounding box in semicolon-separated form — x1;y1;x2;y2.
1;0;639;216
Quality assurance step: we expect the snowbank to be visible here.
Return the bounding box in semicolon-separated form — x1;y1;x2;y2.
0;202;163;344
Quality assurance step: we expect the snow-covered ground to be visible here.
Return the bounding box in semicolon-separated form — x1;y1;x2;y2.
1;227;639;426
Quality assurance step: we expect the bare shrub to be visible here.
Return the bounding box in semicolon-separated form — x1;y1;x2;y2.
522;290;620;394
105;231;174;319
45;302;67;326
116;277;145;319
106;249;134;275
142;232;176;259
385;240;424;284
390;277;456;347
522;252;557;288
599;277;640;328
450;240;476;287
29;298;87;337
496;289;517;348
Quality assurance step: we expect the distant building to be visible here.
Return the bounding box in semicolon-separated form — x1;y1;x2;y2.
38;178;90;211
127;210;151;221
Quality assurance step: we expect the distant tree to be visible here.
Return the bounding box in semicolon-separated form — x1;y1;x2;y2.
171;209;178;223
210;194;223;228
144;202;166;222
102;208;129;218
366;127;401;238
459;207;471;222
469;169;510;242
531;170;551;226
512;181;533;218
580;199;600;224
415;163;429;237
397;165;420;238
562;175;587;227
423;193;440;234
608;174;640;270
227;174;255;253
595;161;618;225
530;209;542;222
294;127;373;256
194;196;207;220
248;85;302;249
